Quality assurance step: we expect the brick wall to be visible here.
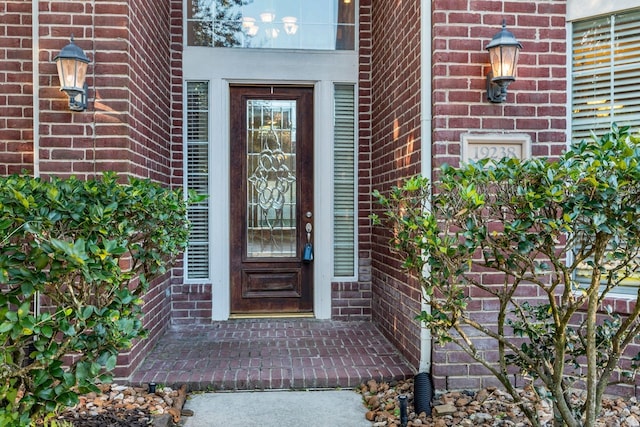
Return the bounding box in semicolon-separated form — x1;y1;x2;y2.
38;1;98;178
169;0;184;190
0;1;35;175
429;0;568;391
164;0;214;325
122;0;174;377
332;0;374;321
3;0;175;378
431;0;568;173
369;0;424;370
128;0;172;183
369;0;569;384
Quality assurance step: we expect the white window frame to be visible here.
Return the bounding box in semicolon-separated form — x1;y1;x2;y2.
567;0;640;22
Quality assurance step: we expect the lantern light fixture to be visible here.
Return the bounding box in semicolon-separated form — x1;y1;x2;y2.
485;20;522;103
53;35;90;111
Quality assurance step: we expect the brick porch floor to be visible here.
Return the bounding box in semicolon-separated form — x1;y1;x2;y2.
129;320;414;391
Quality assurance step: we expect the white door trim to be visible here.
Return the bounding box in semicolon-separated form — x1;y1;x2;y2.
184;49;357;320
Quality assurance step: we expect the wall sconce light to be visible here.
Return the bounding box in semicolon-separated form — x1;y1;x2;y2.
53;36;90;111
485;21;522;103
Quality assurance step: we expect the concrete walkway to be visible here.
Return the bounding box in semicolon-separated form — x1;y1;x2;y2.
180;389;372;427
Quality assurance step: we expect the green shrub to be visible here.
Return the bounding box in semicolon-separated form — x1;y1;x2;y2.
373;124;640;427
0;172;193;426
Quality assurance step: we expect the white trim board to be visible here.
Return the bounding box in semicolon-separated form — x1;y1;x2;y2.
184;49;357;320
567;0;640;21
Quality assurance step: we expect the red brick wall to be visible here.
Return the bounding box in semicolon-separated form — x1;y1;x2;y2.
3;0;175;378
164;0;213;325
169;0;184;191
38;1;98;178
35;0;173;181
128;0;172;183
369;0;569;382
369;0;424;370
0;1;35;175
122;0;174;377
431;0;568;173
428;0;568;391
332;0;374;321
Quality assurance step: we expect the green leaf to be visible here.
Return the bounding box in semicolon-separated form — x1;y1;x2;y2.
80;306;94;320
40;325;53;338
56;392;79;407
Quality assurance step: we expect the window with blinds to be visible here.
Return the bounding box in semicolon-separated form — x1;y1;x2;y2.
333;84;356;277
572;9;640;295
571;9;640;143
185;81;210;280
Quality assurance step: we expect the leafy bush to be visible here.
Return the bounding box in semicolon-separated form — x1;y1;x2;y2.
0;173;192;426
373;124;640;427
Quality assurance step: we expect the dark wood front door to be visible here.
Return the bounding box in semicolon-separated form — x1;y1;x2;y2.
230;86;314;315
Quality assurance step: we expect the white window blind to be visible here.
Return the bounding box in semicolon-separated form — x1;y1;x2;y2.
572;9;640;294
185;81;210;280
333;84;356;277
571;9;640;143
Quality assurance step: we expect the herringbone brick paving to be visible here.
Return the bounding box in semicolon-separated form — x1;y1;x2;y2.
129;320;413;391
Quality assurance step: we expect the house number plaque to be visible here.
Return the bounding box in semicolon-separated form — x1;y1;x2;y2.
461;133;531;164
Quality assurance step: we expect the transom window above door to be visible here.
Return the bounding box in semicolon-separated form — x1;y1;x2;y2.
186;0;356;50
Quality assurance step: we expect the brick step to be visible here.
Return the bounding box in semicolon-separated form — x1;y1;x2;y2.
128;320;414;391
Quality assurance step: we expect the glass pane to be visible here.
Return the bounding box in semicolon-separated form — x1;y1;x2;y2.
187;0;356;50
246;99;297;258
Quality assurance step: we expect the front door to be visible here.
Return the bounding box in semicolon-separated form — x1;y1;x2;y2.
230;86;314;315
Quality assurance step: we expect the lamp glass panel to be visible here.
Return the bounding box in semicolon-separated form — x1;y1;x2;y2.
490;45;519;79
56;59;71;90
57;58;87;94
75;61;88;89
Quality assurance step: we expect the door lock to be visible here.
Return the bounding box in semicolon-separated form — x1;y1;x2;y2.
305;223;312;241
303;223;313;263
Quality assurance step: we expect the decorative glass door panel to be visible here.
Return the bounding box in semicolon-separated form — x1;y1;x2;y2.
230;86;314;315
246;100;297;258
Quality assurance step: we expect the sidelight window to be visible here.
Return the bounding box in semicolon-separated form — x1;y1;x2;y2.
333;84;356;277
185;81;211;280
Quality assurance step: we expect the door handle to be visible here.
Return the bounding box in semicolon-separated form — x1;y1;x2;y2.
305;223;312;242
303;223;313;263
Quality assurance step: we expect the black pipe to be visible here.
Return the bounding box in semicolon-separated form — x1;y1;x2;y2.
398;394;408;427
413;372;433;416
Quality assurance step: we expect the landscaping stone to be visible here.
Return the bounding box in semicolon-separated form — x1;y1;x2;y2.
358;378;640;426
52;383;180;427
